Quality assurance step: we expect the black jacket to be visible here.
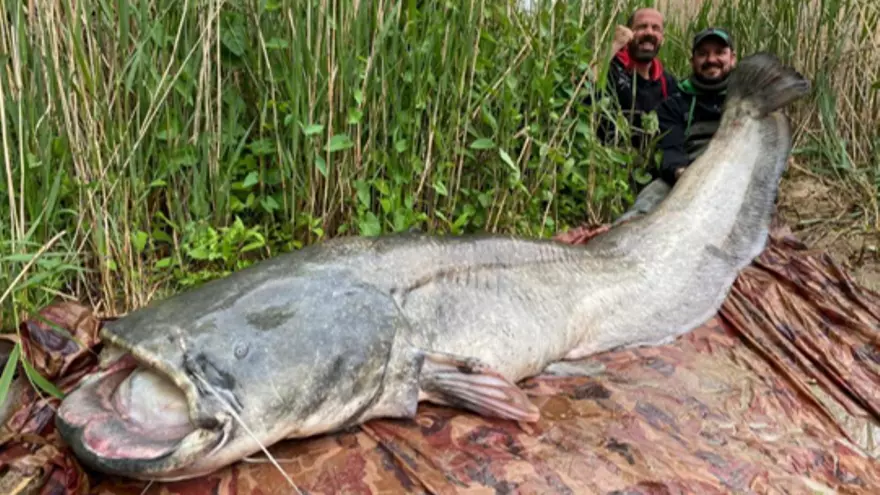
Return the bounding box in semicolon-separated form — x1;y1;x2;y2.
592;50;678;151
654;77;727;185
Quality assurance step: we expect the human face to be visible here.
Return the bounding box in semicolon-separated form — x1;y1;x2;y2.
628;9;665;62
692;38;736;82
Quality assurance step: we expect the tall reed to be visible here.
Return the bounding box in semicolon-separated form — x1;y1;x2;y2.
0;0;877;328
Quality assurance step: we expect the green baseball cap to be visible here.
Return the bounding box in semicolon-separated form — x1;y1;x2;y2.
692;27;734;51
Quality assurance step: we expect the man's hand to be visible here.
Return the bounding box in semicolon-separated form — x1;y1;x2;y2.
612;25;634;54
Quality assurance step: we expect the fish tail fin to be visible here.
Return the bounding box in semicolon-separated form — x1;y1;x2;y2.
724;52;811;117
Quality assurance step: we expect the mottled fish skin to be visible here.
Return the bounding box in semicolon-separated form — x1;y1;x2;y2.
56;53;810;482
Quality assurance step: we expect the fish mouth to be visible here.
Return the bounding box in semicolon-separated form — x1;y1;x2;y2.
56;347;229;480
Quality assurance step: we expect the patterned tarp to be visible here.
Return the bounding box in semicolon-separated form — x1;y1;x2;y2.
2;224;880;494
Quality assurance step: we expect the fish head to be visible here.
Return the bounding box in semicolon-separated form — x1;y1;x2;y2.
56;261;407;481
55;342;233;481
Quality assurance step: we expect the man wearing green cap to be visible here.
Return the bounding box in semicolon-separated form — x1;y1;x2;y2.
655;27;737;184
615;27;737;224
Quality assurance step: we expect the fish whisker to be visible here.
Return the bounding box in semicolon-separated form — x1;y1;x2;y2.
139;481;154;495
205;418;231;459
191;367;303;494
241;456;300;464
174;327;301;491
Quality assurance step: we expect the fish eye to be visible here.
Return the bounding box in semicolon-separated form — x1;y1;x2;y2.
233;342;249;359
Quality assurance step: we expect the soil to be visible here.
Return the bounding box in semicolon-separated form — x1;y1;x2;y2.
777;162;880;293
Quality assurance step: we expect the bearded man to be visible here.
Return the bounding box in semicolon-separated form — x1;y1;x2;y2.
600;7;678;151
614;27;737;224
655;27;737;185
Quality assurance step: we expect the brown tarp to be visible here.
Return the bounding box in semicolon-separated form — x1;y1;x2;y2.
2;224;880;494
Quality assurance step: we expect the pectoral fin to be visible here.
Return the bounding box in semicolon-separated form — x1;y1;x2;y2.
418;350;540;422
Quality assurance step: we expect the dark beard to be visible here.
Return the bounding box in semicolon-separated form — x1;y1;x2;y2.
628;35;659;62
693;65;730;85
690;71;730;92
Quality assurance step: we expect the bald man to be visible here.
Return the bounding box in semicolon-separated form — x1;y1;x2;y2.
594;8;678;151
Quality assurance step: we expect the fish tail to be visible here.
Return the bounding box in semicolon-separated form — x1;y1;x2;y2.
724;52;811;117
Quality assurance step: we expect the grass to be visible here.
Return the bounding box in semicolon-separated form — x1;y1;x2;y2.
0;0;877;335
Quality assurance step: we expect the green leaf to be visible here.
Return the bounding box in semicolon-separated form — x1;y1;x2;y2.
326;134;354;152
481;107;498;132
633;169;653;185
347;108;364;124
355;180;371;207
260;195;280;212
2;253;39;263
21;357;65;399
220;18;246;57
264;37;289;50
0;343;20;406
132;231;149;254
249;139;275;156
300;123;324;136
359;212;382;236
242;171;260;188
315;155;328;177
152;230;173;244
393;210;409;232
470;138;495;150
499;148;516;170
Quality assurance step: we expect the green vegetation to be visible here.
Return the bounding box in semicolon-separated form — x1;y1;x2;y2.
1;0;878;332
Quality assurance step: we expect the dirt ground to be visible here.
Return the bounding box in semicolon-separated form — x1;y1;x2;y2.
776;163;880;292
776;161;880;458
